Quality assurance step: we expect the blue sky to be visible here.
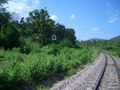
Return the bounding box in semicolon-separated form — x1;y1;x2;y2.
5;0;120;40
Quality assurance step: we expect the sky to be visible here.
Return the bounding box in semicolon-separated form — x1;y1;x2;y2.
5;0;120;40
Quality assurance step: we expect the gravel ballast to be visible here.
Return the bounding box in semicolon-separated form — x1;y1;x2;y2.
51;53;120;90
98;54;120;90
51;53;106;90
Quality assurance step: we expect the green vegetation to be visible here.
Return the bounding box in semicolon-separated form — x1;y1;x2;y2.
0;44;99;89
0;0;99;89
0;0;119;90
103;40;120;57
79;38;120;57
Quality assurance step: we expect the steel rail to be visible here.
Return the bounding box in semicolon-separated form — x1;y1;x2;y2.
93;53;107;90
109;55;120;79
94;53;120;90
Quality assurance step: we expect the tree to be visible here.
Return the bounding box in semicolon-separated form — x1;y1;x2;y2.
0;12;11;29
0;0;8;5
0;0;21;49
54;24;76;45
55;23;65;42
64;28;76;44
117;41;120;47
0;23;20;49
26;9;55;46
0;0;8;12
0;0;10;29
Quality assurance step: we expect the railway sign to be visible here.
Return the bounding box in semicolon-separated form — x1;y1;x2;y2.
52;35;57;41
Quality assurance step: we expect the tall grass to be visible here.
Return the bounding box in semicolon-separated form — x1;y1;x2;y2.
0;44;100;89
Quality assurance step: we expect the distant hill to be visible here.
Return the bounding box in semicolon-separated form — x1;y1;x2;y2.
85;35;120;42
110;35;120;41
88;38;107;41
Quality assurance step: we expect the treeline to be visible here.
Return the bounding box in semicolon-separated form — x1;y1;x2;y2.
78;39;120;57
0;0;76;50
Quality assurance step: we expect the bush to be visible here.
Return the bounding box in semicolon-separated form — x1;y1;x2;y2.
20;38;31;54
103;45;114;51
45;44;61;55
0;45;96;89
60;39;74;48
0;23;20;49
0;60;22;90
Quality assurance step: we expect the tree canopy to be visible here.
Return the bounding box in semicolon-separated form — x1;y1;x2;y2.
0;1;76;49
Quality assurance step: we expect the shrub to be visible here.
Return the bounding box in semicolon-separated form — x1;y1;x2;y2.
46;44;61;55
60;39;74;48
0;60;22;90
0;45;96;89
0;23;20;49
20;38;31;54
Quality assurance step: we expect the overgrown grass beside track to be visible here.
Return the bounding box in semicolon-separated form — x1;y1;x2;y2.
0;44;100;90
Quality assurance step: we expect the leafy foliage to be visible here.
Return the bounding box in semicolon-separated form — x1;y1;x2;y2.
0;1;119;90
0;23;20;49
0;45;98;89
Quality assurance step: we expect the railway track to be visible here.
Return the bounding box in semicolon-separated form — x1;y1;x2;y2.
51;53;120;90
94;53;120;90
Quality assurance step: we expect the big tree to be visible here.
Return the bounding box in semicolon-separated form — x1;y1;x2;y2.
0;0;21;49
0;0;10;29
25;9;55;46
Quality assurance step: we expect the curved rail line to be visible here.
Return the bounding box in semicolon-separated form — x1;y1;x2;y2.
93;53;107;90
109;55;120;79
93;53;120;90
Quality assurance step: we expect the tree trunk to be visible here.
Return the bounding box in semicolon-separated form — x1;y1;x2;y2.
39;32;43;47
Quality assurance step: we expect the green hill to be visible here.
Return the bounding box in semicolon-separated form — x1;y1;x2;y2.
88;38;107;41
110;35;120;41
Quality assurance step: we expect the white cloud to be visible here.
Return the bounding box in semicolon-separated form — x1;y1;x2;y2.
6;1;31;17
69;14;76;20
50;15;58;21
108;10;119;24
108;14;119;23
106;3;120;24
91;27;100;32
5;0;40;18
